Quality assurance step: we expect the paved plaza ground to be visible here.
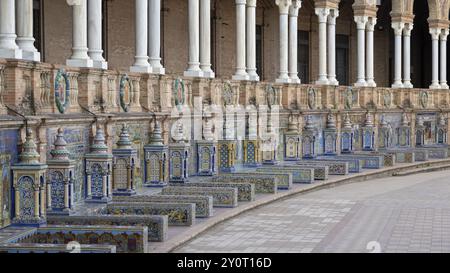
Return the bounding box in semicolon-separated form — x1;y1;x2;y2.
176;170;450;253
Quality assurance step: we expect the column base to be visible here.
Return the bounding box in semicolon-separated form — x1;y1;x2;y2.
315;77;330;85
0;48;23;59
85;196;112;204
392;82;404;88
143;181;168;188
328;78;339;86
429;83;441;89
232;73;249;81
47;208;71;216
403;81;413;89
184;69;204;78
366;79;377;88
113;189;137;196
289;76;301;84
201;70;215;79
354;80;367;87
67;58;94;68
22;50;40;62
248;73;260;82
92;59;108;70
440;83;449;89
130;65;152;73
276;78;291;84
151;66;166;75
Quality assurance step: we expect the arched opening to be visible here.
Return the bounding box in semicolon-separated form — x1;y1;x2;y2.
411;0;431;88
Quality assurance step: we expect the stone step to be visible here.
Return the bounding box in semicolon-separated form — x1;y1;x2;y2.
393;164;450;177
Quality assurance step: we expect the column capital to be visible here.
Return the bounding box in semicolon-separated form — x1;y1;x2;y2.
236;0;246;5
247;0;257;7
315;7;330;23
289;0;302;17
354;16;368;30
440;28;449;41
391;21;405;36
327;8;339;24
402;23;413;36
66;0;82;6
430;27;442;40
366;17;377;32
276;0;292;15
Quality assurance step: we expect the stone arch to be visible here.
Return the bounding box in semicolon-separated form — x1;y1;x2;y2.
427;0;449;20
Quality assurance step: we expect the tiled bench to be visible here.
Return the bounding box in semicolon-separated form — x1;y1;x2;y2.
316;156;363;173
255;167;314;184
262;165;329;181
212;172;292;190
211;174;278;194
417;147;449;159
113;195;213;218
337;155;385;169
414;149;429;161
100;202;196;226
384;149;415;163
47;215;168;242
161;186;238;208
0;243;117;253
169;182;255;202
353;152;394;167
13;226;148;253
295;160;349;175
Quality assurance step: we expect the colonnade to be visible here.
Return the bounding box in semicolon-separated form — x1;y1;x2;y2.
0;0;449;90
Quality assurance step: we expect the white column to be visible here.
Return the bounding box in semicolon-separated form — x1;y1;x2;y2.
200;0;214;78
288;0;301;84
16;0;40;61
315;8;330;85
440;29;449;89
354;16;368;87
66;0;93;68
233;0;249;80
246;0;259;81
0;0;22;59
276;0;292;84
149;0;165;75
185;0;203;77
88;0;107;69
366;17;377;87
131;0;151;73
430;27;441;89
391;22;404;88
402;23;413;88
327;9;339;86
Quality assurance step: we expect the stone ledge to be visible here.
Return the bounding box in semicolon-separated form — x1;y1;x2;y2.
149;158;450;253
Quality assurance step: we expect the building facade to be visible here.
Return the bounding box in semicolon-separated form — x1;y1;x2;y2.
0;0;450;232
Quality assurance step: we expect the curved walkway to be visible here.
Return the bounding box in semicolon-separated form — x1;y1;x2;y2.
175;170;450;253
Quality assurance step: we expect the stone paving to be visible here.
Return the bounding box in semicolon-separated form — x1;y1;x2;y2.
176;170;450;253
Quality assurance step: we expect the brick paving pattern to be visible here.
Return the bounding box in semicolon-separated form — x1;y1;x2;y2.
176;170;450;253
